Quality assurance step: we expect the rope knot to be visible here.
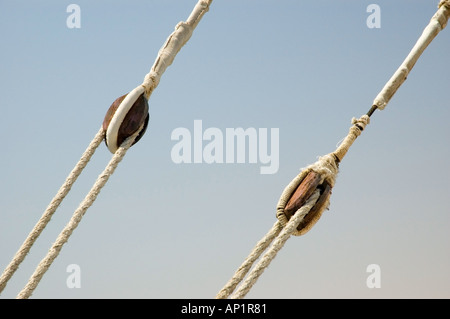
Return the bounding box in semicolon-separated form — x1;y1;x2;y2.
333;114;370;162
351;114;370;132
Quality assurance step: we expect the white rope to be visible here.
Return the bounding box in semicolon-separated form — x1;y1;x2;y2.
0;127;104;294
373;0;450;110
230;191;320;299
215;221;283;299
332;115;370;163
16;128;142;299
141;0;213;99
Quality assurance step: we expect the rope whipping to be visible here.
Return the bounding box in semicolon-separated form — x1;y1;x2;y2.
216;1;450;299
0;0;213;298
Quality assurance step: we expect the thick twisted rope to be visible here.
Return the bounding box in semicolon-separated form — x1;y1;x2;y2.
230;191;320;299
16;128;142;299
215;221;283;299
216;192;320;299
0;127;105;294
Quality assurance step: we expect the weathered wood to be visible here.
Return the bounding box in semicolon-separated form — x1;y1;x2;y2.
296;182;332;232
284;171;321;219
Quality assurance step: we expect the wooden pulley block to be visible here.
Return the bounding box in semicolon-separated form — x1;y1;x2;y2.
283;170;332;234
103;86;150;153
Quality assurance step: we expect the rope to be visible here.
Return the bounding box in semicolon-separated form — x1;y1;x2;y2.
216;191;320;299
215;221;283;299
141;0;212;99
373;0;450;110
0;0;213;298
333;116;370;163
105;0;213;153
231;191;320;299
216;1;449;299
16;128;142;299
0;127;105;294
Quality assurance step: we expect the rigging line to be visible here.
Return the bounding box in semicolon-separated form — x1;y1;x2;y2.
0;127;105;294
371;0;450;113
141;0;213;99
16;127;142;299
215;221;283;299
231;191;320;299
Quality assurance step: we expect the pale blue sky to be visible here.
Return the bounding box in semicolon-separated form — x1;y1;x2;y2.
0;0;449;298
